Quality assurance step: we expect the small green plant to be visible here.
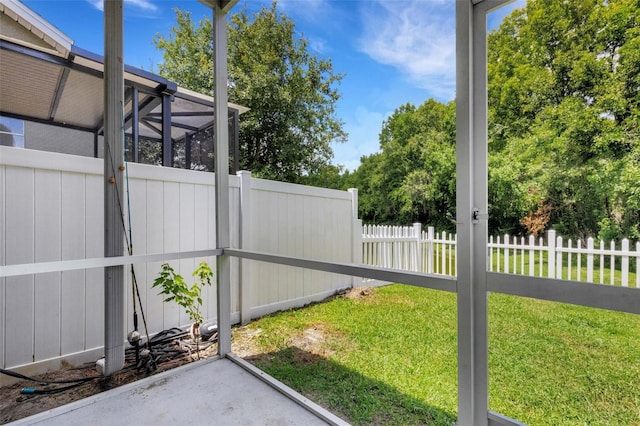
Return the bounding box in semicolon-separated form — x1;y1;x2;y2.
152;261;213;327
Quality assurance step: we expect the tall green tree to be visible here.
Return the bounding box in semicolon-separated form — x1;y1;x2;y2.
351;100;457;231
486;0;640;239
154;3;346;183
353;0;639;240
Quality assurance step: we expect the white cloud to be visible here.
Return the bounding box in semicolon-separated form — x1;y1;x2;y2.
278;0;332;22
87;0;158;13
307;35;328;54
127;0;157;11
332;106;388;171
358;0;455;101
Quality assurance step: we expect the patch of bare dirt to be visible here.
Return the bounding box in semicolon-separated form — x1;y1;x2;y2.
0;292;362;424
342;286;374;300
231;327;264;358
288;322;335;359
0;333;221;424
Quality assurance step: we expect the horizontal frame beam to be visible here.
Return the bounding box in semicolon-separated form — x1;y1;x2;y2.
487;272;640;315
0;249;222;277
488;411;527;426
224;248;457;293
5;248;636;316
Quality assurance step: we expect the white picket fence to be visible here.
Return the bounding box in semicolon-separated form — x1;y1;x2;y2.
362;223;457;278
489;230;640;287
362;224;640;288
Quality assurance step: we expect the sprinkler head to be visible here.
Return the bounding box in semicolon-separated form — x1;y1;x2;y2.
127;330;141;345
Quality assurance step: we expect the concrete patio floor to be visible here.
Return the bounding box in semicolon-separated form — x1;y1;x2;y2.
9;355;348;426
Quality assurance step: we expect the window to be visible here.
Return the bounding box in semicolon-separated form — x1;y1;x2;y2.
0;116;25;148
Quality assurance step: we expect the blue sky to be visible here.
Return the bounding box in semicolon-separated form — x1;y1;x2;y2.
22;0;524;171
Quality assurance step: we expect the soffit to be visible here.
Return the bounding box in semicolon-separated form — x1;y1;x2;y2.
0;47;59;119
0;0;247;141
0;0;72;57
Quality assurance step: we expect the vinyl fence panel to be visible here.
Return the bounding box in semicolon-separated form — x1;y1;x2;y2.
1;147;357;380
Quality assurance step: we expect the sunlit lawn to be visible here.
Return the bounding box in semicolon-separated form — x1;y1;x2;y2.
235;284;640;425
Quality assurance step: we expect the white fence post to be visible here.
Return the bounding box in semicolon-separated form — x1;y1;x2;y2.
600;240;605;284
528;235;535;276
621;238;629;287
610;240;616;285
567;239;573;280
547;230;556;278
427;226;435;274
503;234;509;274
516;237;520;274
349;188;363;288
637;242;640;289
496;235;501;272
520;236;525;275
587;237;594;283
538;237;544;277
441;231;447;274
238;170;251;324
556;236;563;279
488;235;494;272
413;223;422;272
577;239;582;282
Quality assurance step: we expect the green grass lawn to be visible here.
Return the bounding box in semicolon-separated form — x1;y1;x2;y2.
235;284;640;425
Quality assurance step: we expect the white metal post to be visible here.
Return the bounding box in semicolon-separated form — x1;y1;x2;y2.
102;0;125;376
457;0;504;423
213;2;232;356
456;1;477;422
470;3;490;421
457;1;517;424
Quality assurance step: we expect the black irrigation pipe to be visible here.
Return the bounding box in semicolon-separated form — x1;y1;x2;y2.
0;369;101;385
2;327;217;398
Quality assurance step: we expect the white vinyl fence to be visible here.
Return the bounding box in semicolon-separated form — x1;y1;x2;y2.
489;230;640;287
361;223;457;285
0;146;359;379
362;224;640;288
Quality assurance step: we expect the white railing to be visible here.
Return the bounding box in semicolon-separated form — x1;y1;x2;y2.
363;224;640;288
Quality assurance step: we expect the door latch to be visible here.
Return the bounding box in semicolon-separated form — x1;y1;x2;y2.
471;208;487;224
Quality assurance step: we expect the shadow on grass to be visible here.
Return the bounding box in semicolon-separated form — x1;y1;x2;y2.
244;346;457;426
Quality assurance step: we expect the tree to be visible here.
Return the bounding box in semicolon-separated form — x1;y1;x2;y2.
486;0;640;239
350;100;457;231
352;0;639;240
154;2;346;183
